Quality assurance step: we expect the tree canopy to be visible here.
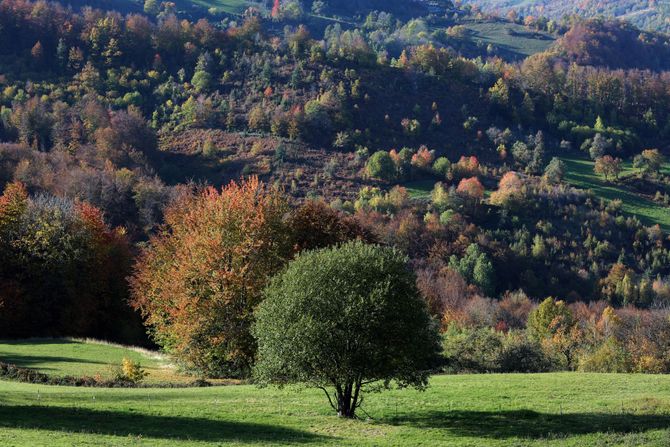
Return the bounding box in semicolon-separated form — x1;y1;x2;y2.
130;177;292;377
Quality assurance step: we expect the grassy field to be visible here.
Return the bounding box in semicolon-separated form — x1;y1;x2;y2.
461;20;556;59
185;0;248;14
1;373;669;445
560;157;670;231
404;179;435;200
0;339;199;384
1;340;670;445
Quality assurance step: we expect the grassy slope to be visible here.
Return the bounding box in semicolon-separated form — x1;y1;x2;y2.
461;20;556;59
560;157;670;231
0;339;196;384
0;373;669;445
185;0;247;13
404;179;436;200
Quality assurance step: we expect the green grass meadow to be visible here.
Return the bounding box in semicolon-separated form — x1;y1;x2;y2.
560;157;670;231
186;0;248;14
461;20;556;59
1;373;670;446
0;339;197;384
1;341;670;446
404;179;435;200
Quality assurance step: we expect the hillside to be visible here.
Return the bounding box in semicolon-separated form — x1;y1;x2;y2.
0;339;196;384
552;19;670;71
464;0;670;33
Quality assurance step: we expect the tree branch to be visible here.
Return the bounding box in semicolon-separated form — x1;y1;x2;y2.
317;386;337;413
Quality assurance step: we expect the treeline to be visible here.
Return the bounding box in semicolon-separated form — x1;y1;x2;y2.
0;182;141;342
442;294;670;374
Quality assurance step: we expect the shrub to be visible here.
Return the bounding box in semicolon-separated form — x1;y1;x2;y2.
578;338;632;373
498;334;556;373
122;358;148;383
442;326;503;373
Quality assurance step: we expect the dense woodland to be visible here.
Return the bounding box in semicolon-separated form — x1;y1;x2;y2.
1;0;670;377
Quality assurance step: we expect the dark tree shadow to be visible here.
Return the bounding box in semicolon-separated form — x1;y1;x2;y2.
0;405;330;444
388;410;670;439
0;339;77;346
0;354;107;370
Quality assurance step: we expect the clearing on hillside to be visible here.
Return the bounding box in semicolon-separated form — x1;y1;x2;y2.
560;157;670;232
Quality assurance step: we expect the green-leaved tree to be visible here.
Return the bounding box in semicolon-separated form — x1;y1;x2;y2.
253;241;441;418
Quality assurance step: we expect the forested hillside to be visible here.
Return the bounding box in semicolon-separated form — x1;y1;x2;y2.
464;0;670;33
0;0;669;377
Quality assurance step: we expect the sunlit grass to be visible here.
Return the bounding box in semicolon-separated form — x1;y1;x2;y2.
0;373;669;445
560;157;670;231
0;338;197;384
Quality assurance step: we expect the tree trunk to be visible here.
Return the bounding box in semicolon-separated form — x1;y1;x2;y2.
335;380;362;418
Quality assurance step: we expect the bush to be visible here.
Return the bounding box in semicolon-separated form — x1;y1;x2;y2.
0;361;208;388
498;334;556;373
578;338;632;373
442;326;503;373
442;326;558;373
122;358;148;383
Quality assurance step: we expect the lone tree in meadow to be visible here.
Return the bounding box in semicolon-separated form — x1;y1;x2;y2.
253;241;442;418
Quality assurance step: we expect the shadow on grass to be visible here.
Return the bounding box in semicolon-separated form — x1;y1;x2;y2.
0;405;329;444
0;354;107;369
388;410;670;439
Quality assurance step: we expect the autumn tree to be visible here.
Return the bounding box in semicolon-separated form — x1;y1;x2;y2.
633;149;666;176
94;107;156;163
490;171;525;209
456;177;485;203
130;177;292;377
30;41;44;66
411;145;435;171
0;182;133;340
594;155;622;182
489;78;509;106
287;200;373;253
10;98;53;151
527;297;574;341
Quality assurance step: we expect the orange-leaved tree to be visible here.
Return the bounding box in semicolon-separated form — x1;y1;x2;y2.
130;177;292;378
